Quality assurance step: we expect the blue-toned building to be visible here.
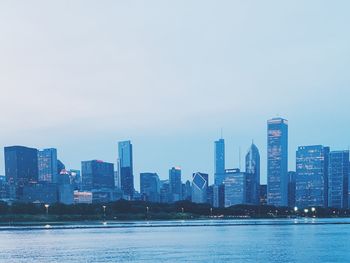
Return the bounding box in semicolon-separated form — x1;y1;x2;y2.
328;151;349;209
295;145;329;208
169;167;182;202
191;172;209;204
288;171;296;208
22;183;58;204
214;139;225;185
5;146;39;199
140;173;160;202
118;141;134;199
267;117;288;207
245;142;260;205
160;180;170;203
224;170;247;207
81;160;115;191
38;148;58;183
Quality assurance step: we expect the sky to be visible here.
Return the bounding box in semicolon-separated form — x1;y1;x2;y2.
0;1;350;189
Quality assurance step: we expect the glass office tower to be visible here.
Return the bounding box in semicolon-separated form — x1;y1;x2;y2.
328;151;349;209
245;142;260;205
214;139;225;185
191;172;209;204
169;167;182;202
81;160;115;191
295;145;329;208
118;141;134;199
140;173;160;202
267;117;288;207
38;148;58;183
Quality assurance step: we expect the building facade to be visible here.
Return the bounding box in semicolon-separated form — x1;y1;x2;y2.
140;173;160;202
295;145;329;208
191;172;209;204
328;151;349;209
169;167;182;203
245;142;260;205
81;160;115;191
214;139;225;185
267;118;288;207
38;148;58;183
224;171;247;207
118;141;134;199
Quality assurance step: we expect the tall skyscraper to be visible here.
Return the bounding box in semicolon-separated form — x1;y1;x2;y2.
169;167;182;202
191;172;209;204
38;148;58;183
224;170;247;207
214;138;225;185
328;151;349;209
4;146;38;198
295;145;329;208
140;172;160;202
118;141;134;199
245;142;260;205
81;160;115;191
267;117;288;207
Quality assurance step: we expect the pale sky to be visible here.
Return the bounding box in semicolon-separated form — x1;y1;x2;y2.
0;1;350;189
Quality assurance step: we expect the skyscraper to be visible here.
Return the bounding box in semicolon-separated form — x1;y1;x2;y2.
38;148;58;183
214;139;225;185
328;151;349;209
81;160;115;191
267;117;288;207
5;146;38;199
169;167;182;202
245;142;260;205
191;172;209;204
224;170;246;207
295;145;329;208
118;141;134;199
140;172;160;202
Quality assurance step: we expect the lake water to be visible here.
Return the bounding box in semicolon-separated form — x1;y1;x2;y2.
0;218;349;262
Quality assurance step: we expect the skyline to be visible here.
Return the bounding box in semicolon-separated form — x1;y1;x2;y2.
1;116;350;191
1;1;350;189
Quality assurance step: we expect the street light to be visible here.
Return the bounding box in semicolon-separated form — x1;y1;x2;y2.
44;204;49;216
294;206;298;212
181;207;184;213
311;207;316;212
210;208;213;217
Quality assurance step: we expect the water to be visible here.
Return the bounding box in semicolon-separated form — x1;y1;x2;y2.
0;218;349;262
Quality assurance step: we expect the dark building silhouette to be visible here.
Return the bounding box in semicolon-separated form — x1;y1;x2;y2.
140;172;160;202
118;141;134;199
82;160;114;191
5;146;39;199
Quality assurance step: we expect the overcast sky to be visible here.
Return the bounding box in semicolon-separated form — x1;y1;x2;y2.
0;1;350;188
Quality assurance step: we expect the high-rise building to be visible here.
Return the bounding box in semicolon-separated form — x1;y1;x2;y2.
214;139;225;185
191;172;209;204
140;173;160;202
288;171;296;208
213;184;225;208
183;180;192;201
38;148;58;183
118;141;134;199
328;151;349;209
245;142;260;205
224;170;247;207
267;117;288;207
5;146;39;199
160;179;170;203
81;160;115;191
295;145;329;208
169;167;182;203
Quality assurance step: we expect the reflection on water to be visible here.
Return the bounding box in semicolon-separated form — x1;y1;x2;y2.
0;219;349;262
